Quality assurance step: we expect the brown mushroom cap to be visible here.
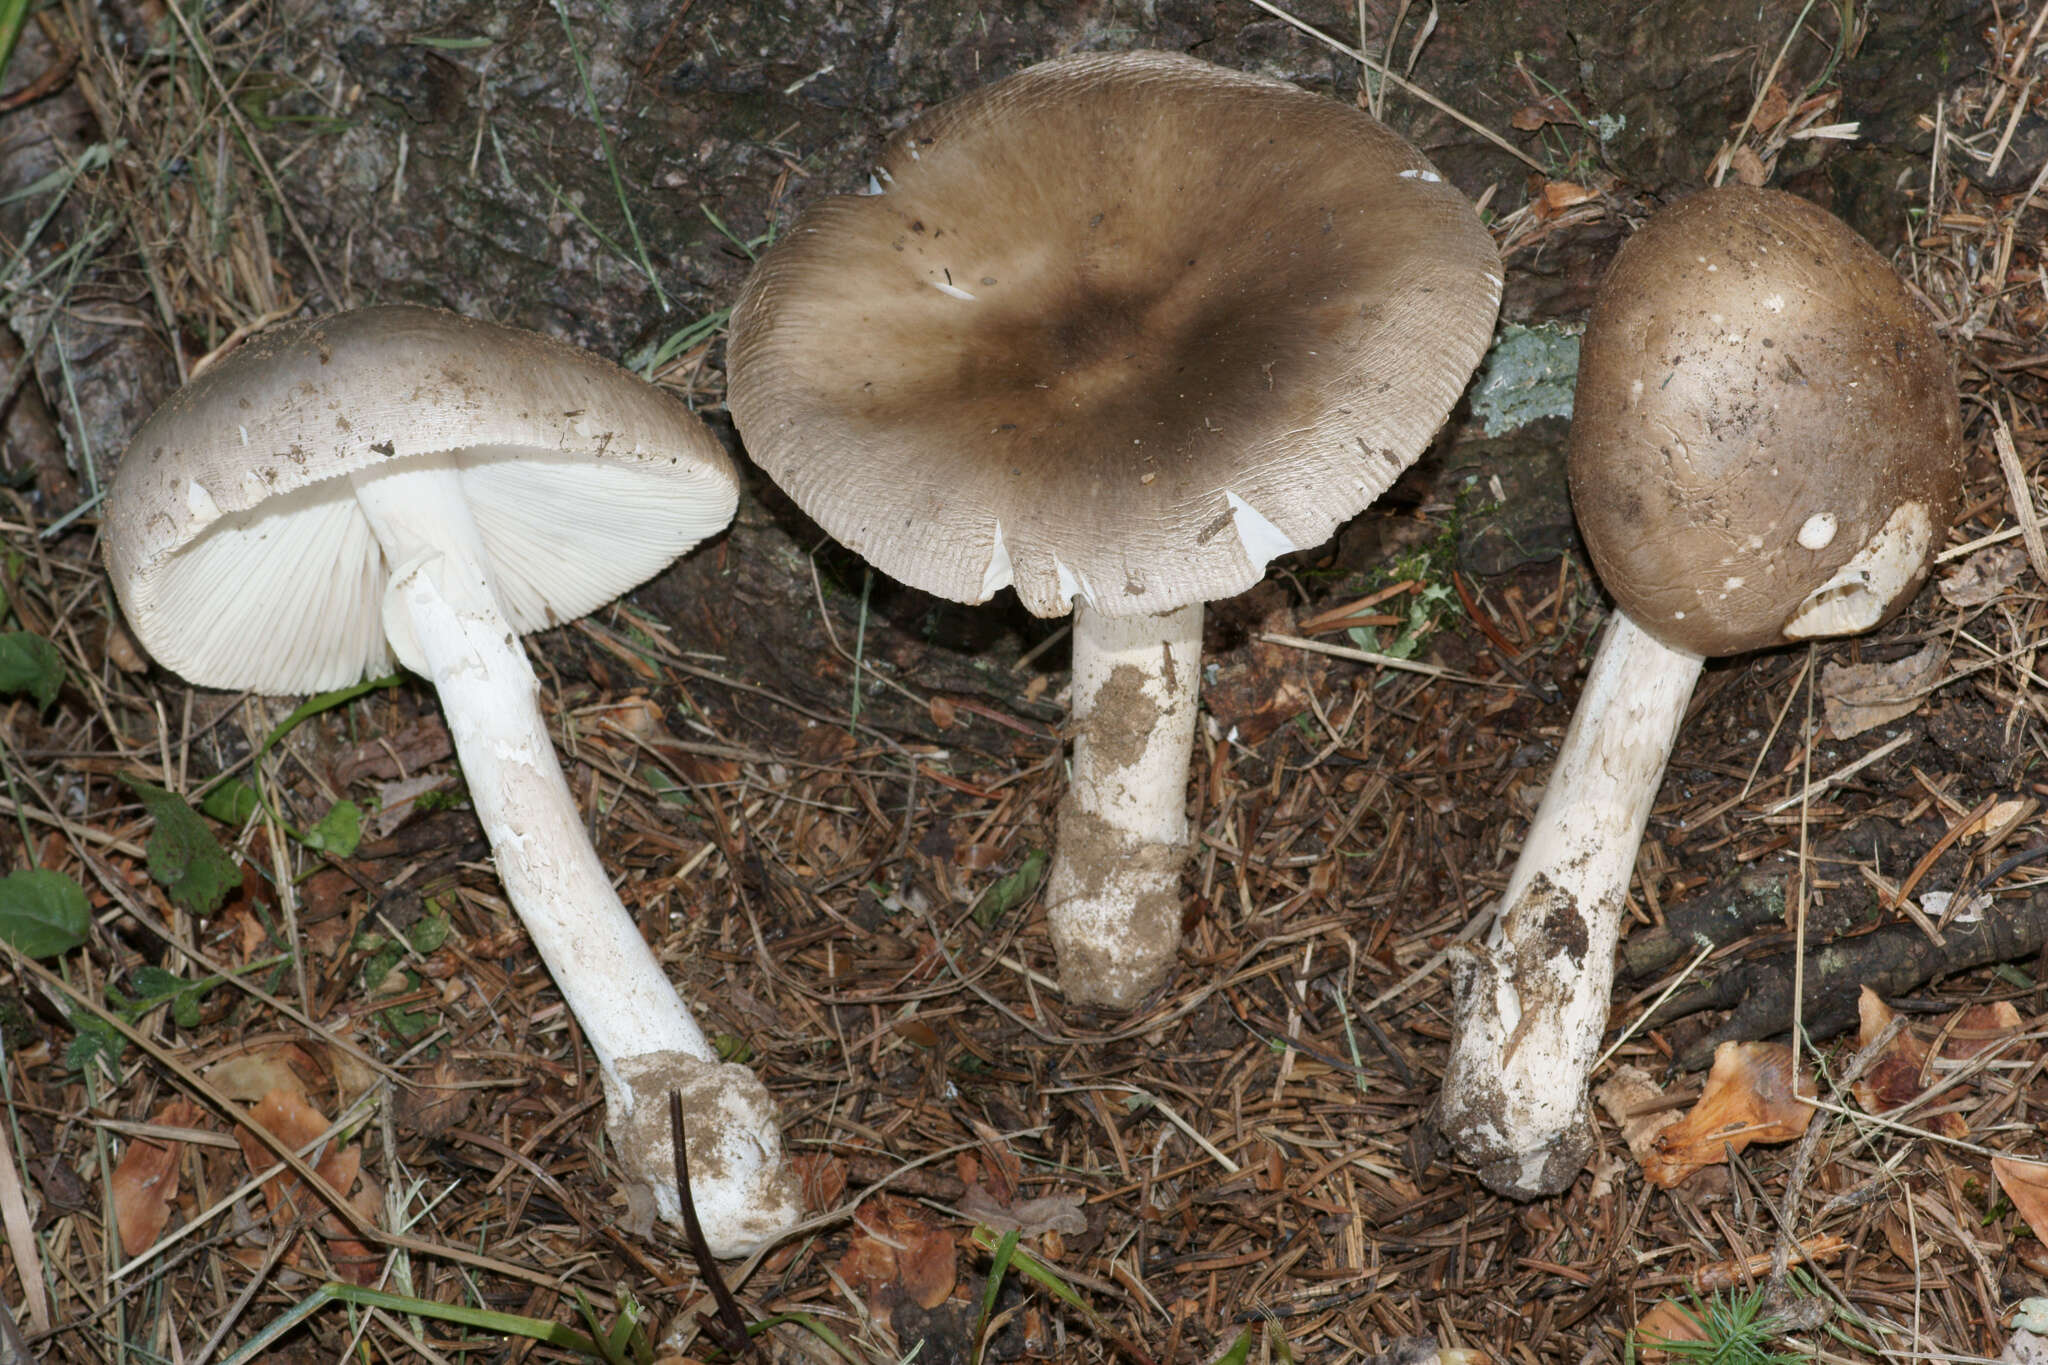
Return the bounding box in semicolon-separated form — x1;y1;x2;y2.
727;51;1502;618
1569;186;1963;657
106;306;737;694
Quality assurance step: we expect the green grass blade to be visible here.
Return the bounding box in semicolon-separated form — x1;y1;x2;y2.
254;674;404;766
974;1227;1020;1360
548;0;668;311
968;1225;1101;1326
0;0;29;94
748;1311;862;1363
219;1283;604;1364
1211;1327;1255;1365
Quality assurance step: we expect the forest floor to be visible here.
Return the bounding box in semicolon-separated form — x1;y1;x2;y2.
3;0;2048;1362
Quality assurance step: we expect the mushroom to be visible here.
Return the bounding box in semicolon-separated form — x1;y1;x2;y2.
105;305;801;1256
1437;186;1964;1197
727;51;1501;1007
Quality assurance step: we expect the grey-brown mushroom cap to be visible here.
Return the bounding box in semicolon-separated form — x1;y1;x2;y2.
726;50;1503;619
1569;186;1963;657
106;305;739;694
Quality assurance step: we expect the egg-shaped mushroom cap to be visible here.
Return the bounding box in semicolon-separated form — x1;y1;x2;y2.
105;306;738;694
727;50;1502;619
1569;186;1963;657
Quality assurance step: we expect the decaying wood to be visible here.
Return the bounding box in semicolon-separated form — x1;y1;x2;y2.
1645;890;2048;1069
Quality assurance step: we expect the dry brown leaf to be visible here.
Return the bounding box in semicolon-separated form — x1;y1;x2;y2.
1995;1156;2048;1248
1944;1001;2025;1058
1749;82;1794;134
1643;1041;1814;1188
1941;542;2028;607
967;1115;1022;1205
790;1153;848;1212
204;1044;323;1107
1821;641;1947;739
1530;179;1599;221
1635;1299;1710;1359
835;1196;958;1312
370;773;451;839
958;1186;1089;1238
1880;1209;1928;1265
1510;93;1578;130
111;1099;203;1256
393;1056;475;1138
234;1086;378;1281
1727;144;1769;186
1963;800;2032;842
1595;1066;1682;1166
1852;988;1933;1115
1852;988;1994;1138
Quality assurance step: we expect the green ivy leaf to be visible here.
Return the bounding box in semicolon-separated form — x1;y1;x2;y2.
406;909;450;954
303;800;361;857
199;779;261;827
971;848;1049;929
0;631;64;710
122;775;238;915
64;1009;123;1074
378;1000;434;1038
121;964;210;1029
0;868;89;957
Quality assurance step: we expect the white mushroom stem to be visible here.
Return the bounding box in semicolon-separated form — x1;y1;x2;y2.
1045;600;1202;1007
1437;610;1704;1197
347;456;797;1256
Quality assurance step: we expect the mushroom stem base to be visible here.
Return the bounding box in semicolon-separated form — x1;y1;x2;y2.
1046;600;1202;1008
349;459;798;1254
1436;610;1703;1197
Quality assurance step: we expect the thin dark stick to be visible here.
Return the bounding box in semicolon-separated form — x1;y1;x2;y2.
669;1091;756;1359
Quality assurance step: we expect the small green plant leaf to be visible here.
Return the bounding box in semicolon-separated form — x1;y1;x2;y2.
123;775;239;915
377;1000;434;1039
0;631;64;709
406;908;450;954
972;849;1048;929
63;1008;123;1073
200;778;262;827
1212;1328;1256;1365
117;964;227;1030
303;800;361;856
0;868;90;957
